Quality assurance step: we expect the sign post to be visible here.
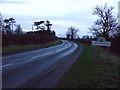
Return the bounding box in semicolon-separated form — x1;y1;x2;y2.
91;36;111;63
92;37;111;47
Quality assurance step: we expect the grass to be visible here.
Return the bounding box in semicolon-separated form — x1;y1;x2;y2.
2;40;62;56
57;43;120;88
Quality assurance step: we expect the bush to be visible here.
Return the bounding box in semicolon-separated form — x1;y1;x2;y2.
3;30;57;47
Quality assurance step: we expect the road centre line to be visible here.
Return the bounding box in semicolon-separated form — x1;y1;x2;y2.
1;64;12;68
30;42;72;60
31;52;51;59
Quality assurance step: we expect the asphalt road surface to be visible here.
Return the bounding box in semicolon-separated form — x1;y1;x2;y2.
2;40;84;88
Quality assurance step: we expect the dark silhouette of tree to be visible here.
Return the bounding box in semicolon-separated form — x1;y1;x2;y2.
4;19;11;34
39;25;46;30
15;24;23;35
66;26;79;39
3;19;57;47
4;19;9;26
0;13;2;33
52;30;56;36
5;25;10;34
3;18;16;34
45;20;52;31
34;22;40;30
89;3;118;39
34;21;45;30
82;35;92;39
34;20;53;31
39;21;45;24
9;17;15;33
66;34;70;39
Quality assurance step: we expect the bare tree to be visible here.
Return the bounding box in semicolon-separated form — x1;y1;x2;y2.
89;3;118;39
66;26;79;39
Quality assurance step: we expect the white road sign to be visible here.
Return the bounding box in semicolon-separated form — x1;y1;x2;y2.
92;36;111;47
92;41;111;46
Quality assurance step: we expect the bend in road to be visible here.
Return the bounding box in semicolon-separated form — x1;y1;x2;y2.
2;40;84;88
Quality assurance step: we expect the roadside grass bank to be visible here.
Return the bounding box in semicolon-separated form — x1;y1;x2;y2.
57;43;120;88
3;40;62;56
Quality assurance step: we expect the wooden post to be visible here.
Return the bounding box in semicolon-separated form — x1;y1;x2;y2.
107;47;109;63
92;45;97;62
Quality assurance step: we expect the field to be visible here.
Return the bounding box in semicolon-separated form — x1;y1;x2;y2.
57;43;120;88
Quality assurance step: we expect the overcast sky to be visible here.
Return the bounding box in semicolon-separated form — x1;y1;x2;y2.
0;0;119;37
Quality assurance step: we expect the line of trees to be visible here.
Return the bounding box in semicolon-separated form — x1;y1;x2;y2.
2;17;23;35
2;19;57;47
65;4;120;56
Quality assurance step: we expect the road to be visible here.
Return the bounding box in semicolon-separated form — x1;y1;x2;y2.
2;40;84;88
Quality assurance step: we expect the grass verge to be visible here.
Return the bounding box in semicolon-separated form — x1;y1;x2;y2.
57;43;120;88
3;40;62;56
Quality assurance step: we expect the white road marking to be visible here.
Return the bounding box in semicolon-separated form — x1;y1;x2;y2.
31;55;41;59
29;42;72;60
2;40;64;60
0;64;12;68
30;53;51;59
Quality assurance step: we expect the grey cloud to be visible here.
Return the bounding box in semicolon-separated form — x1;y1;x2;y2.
0;0;26;4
